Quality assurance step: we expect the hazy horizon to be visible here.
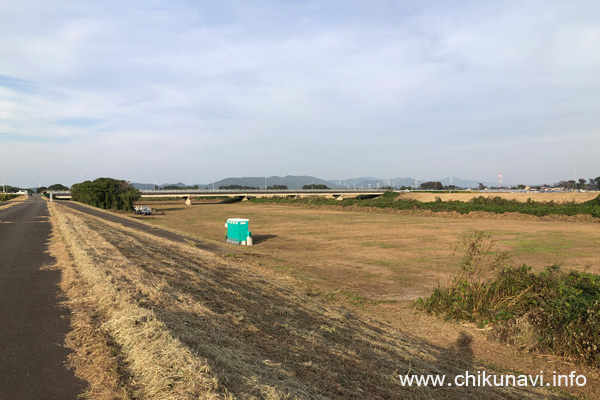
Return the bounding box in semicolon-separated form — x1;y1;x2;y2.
1;1;598;188
5;173;591;190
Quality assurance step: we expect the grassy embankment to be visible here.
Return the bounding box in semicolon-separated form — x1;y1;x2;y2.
417;232;600;369
47;202;564;399
0;194;26;211
249;191;600;218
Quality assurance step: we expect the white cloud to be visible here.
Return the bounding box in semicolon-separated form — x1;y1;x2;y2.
1;1;599;186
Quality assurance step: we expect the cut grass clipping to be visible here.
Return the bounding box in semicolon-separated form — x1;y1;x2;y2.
416;231;600;367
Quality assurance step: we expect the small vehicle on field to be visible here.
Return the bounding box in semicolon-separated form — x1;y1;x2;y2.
134;206;152;215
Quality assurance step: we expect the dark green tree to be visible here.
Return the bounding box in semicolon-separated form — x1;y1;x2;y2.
420;181;443;190
48;183;69;191
71;178;140;211
219;185;259;190
302;184;329;190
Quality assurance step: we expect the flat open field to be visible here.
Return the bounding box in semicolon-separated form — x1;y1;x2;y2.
50;201;580;399
50;198;600;399
133;199;600;302
399;191;598;204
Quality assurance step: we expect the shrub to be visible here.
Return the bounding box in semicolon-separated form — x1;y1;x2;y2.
0;194;19;202
416;232;600;367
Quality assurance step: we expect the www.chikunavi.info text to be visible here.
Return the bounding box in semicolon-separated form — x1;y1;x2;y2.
399;370;586;387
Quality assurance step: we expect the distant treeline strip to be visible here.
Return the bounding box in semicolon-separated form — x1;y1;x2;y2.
249;191;600;218
71;178;140;211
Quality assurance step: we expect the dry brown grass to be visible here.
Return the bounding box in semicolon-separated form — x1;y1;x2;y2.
47;202;564;399
398;192;598;204
50;203;222;399
132;200;600;303
0;195;27;211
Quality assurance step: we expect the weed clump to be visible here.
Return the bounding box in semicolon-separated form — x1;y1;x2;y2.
416;231;600;367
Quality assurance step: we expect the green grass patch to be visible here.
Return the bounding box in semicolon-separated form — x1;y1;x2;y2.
273;264;292;274
339;291;370;305
499;235;573;254
511;237;573;254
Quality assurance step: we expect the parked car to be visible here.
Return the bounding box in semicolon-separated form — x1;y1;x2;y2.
134;206;152;215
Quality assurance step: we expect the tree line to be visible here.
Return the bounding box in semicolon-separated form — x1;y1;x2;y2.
555;178;600;191
302;184;329;190
218;185;291;190
250;191;600;218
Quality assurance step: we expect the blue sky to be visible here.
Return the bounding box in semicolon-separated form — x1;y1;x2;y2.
1;0;599;187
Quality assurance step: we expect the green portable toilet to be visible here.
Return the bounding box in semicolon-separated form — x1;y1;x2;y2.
225;218;252;245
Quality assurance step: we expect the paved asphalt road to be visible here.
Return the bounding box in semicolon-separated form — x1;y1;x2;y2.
0;197;85;399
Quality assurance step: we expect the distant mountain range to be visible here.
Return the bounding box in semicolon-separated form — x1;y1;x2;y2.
130;182;189;190
131;175;496;190
327;177;495;189
210;175;333;189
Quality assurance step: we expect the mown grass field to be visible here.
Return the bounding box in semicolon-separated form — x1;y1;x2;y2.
49;197;600;399
132;199;600;302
